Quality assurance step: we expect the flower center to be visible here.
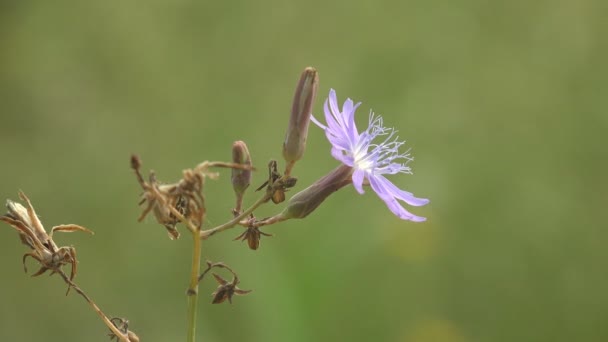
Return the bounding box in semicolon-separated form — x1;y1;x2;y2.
352;147;373;171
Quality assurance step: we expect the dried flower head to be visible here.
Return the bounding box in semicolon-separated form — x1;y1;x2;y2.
311;89;430;221
211;273;252;304
233;215;272;250
131;155;255;238
131;155;206;239
255;160;297;204
0;191;93;287
197;261;252;304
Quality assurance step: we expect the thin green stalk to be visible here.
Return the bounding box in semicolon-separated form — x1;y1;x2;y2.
200;193;271;239
187;228;202;342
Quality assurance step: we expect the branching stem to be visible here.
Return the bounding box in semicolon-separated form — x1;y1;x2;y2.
200;193;271;239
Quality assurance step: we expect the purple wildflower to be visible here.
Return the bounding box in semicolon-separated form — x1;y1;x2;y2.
311;89;429;222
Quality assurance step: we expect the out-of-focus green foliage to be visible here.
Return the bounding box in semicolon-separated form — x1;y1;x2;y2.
1;1;606;341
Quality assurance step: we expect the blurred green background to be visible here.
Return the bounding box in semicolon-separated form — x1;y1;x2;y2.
1;0;607;341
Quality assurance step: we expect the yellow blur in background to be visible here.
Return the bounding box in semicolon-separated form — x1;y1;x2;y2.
1;0;606;341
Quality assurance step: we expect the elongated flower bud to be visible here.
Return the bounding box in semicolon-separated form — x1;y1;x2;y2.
231;141;252;212
282;67;319;171
281;164;353;219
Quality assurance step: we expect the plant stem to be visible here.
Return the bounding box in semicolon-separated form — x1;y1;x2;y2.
284;160;296;177
200;193;271;239
253;213;289;228
187;227;202;342
57;270;132;342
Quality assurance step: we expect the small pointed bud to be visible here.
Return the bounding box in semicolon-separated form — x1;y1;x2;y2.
130;154;141;170
282;67;319;171
231;141;252;212
281;165;353;219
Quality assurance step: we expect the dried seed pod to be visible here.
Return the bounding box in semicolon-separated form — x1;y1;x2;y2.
211;273;252;304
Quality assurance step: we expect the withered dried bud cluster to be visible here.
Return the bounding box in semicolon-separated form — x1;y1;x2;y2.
131;155;206;239
0;191;93;288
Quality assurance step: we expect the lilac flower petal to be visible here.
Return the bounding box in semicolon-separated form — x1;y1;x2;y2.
368;176;408;218
345;102;361;137
342;98;353;116
324;92;362;150
328;89;343;126
342;104;361;147
310;114;326;130
328;88;338;108
331;147;354;166
369;176;427;222
352;169;366;194
323;98;343;135
375;175;430;207
325;130;350;151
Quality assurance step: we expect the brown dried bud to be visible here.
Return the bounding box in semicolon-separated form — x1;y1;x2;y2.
231;141;252;212
281;164;353;219
211;273;252;304
255;160;297;205
130;154;141;171
234;218;273;250
282;67;319;167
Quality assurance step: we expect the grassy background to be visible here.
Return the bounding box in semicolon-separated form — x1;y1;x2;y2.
1;1;607;341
